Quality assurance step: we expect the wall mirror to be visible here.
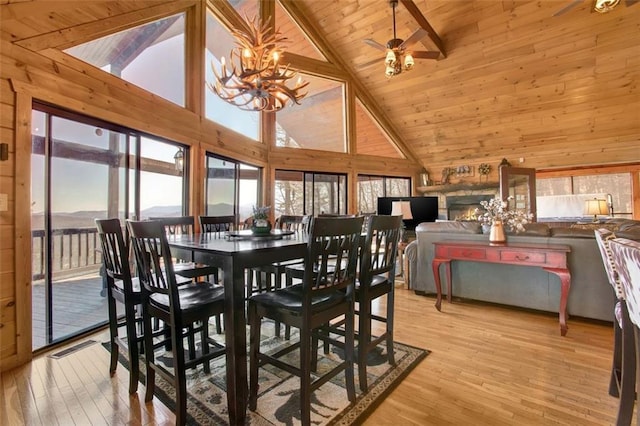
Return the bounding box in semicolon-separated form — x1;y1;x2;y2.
500;166;537;220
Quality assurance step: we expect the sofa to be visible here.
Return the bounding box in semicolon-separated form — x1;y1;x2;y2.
405;219;640;322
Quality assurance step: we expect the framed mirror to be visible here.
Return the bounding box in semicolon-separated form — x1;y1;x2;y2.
500;166;537;221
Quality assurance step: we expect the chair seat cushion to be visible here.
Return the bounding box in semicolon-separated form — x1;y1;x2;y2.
355;274;392;299
250;284;346;313
150;282;224;312
174;262;219;279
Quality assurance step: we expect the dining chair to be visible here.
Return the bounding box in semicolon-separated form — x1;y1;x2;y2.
127;219;226;426
152;215;223;333
609;238;640;426
95;218;144;395
149;216;219;281
248;216;363;426
247;214;310;338
595;228;635;426
319;214;402;391
353;214;402;391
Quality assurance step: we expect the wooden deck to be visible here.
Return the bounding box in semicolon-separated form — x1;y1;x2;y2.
31;274;117;350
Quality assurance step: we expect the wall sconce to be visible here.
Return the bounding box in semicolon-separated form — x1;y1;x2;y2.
174;148;184;172
0;143;8;161
419;170;430;187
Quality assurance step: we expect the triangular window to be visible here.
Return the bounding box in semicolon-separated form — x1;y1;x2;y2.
355;98;403;158
275;2;327;61
65;13;186;107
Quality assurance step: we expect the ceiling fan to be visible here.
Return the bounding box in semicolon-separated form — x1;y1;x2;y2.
363;0;439;77
553;0;638;16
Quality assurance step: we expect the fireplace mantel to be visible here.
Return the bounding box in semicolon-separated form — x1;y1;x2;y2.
417;182;499;194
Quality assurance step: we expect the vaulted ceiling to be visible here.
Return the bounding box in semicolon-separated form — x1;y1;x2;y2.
1;0;638;173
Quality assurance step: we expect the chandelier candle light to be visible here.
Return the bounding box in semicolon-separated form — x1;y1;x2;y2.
209;16;309;112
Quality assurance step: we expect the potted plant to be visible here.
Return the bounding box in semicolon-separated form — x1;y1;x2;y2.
251;205;272;234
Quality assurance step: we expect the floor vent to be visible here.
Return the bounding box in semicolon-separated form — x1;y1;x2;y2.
48;339;98;359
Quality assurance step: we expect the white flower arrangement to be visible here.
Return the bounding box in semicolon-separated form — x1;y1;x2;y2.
474;197;533;233
252;205;270;220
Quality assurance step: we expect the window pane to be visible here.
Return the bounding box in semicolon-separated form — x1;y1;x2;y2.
276;74;346;153
358;176;384;214
139;137;186;218
204;155;260;223
355;98;402;158
385;178;411;197
65;14;186;107
204;10;260;140
275;170;346;216
274;170;305;217
358;175;410;213
536;177;572;195
574;173;631;216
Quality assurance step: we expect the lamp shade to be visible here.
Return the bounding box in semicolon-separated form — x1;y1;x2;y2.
391;201;413;220
584;198;608;222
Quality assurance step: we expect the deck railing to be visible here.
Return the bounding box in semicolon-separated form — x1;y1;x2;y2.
32;227;102;280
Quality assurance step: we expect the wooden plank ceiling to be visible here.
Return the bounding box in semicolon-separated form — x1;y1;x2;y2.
1;0;638;171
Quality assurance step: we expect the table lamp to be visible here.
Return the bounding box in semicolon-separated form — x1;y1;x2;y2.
584;198;608;223
391;201;413;241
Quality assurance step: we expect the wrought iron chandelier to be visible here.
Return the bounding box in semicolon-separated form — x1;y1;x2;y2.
208;16;309;112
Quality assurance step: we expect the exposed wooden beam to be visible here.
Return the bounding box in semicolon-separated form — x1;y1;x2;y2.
13;1;196;51
399;0;446;58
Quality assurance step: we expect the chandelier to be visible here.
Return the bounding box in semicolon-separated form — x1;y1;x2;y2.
208;16;309;112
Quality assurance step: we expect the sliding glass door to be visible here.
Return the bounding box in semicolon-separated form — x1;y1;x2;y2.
31;103;188;351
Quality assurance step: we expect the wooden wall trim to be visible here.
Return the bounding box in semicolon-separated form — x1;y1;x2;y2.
13;1;197;51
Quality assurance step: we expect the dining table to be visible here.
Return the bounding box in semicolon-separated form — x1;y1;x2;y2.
167;230;307;425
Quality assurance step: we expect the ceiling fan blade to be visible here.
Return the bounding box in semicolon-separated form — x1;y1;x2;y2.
363;38;387;51
553;0;584;16
399;28;427;49
356;56;385;70
410;51;440;60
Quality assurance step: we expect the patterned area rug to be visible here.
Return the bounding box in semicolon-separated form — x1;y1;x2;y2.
104;321;429;425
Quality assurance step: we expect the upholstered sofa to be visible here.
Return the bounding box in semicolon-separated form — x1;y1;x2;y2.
405;219;640;322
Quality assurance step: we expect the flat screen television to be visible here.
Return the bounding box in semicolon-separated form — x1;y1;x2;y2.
376;196;439;231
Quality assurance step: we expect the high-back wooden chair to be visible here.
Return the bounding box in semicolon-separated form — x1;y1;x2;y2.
127;219;226;426
96;218;143;394
354;214;402;391
248;214;311;337
199;215;236;235
248;216;363;426
595;228;635;425
609;237;640;426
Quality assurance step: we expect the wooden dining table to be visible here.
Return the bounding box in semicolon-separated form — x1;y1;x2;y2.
167;230;307;425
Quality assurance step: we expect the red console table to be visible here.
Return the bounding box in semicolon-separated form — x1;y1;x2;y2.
432;240;572;336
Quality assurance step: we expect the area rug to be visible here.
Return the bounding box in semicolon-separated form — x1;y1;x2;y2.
104;322;429;425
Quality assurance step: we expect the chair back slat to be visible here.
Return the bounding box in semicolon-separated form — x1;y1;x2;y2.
594;228;625;299
304;216;363;296
610;238;640;328
96;218;134;292
128;220;179;305
362;215;403;281
275;215;311;233
199;215;236;234
150;216;195;236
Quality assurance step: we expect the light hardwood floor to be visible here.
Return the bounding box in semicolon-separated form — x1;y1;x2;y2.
1;285;628;425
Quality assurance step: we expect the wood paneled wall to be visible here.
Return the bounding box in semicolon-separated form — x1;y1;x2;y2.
0;0;638;371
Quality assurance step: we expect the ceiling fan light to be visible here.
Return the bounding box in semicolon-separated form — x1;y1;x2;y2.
594;0;620;13
385;64;396;78
385;50;397;66
404;53;414;70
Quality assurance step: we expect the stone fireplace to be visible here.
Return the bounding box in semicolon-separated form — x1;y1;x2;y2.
446;194;495;220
